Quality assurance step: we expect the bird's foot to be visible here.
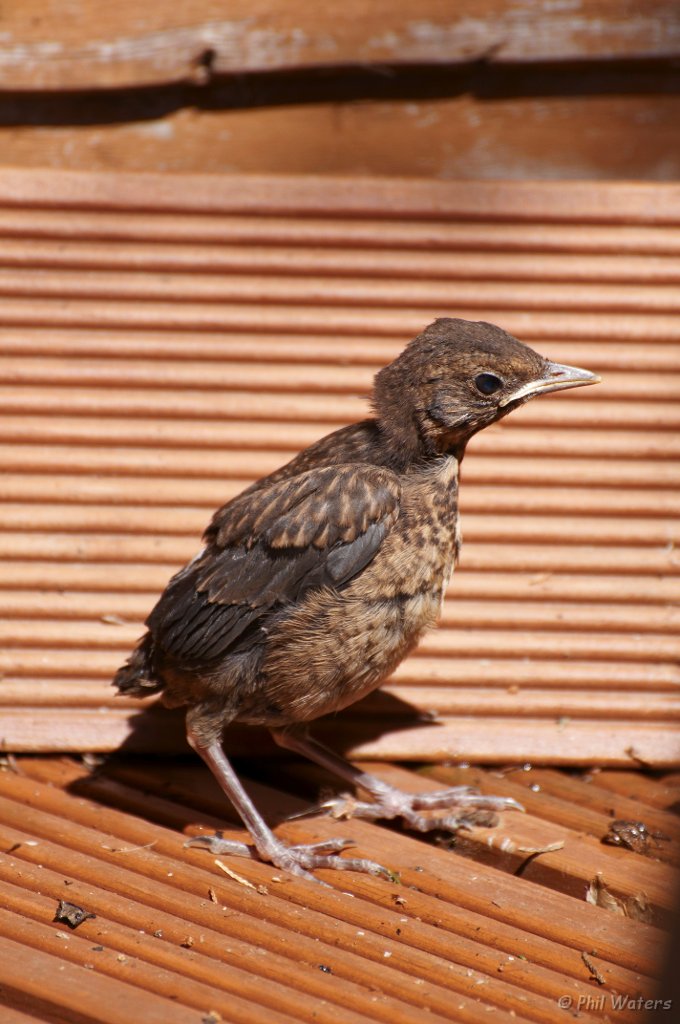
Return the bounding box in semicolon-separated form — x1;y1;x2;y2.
185;832;393;883
320;785;523;833
185;832;255;858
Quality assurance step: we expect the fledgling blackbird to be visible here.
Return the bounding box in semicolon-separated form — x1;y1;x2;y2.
114;318;599;880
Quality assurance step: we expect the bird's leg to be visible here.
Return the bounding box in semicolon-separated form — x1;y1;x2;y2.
272;727;523;833
184;727;391;882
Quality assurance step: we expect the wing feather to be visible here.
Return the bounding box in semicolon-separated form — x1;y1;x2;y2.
147;464;400;668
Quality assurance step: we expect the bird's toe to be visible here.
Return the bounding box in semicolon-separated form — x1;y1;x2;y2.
184;832;255;857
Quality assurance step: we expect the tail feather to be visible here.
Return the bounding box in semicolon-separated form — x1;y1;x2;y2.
112;632;164;697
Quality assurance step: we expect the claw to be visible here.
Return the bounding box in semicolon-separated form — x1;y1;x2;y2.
285;801;334;821
184;832;254;857
313;784;524;835
186;829;394;883
289;838;357;854
271;847;393;882
502;798;525;813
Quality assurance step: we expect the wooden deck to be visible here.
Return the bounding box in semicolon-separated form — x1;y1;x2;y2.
0;755;677;1022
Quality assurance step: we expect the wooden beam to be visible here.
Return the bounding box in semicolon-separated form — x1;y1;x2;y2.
1;1;679;91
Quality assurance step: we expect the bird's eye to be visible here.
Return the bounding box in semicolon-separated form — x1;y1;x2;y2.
474;372;503;395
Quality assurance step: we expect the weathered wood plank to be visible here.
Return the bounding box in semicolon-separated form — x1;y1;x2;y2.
1;1;678;90
3;93;680;182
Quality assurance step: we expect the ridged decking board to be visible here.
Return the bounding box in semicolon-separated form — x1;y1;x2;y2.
0;755;677;1022
0;170;678;765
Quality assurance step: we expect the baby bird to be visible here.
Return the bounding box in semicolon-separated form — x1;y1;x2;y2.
114;318;599;880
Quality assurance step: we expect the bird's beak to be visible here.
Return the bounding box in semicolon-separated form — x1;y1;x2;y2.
499;361;600;407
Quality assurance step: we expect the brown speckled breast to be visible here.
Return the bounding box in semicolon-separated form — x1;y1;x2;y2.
248;457;460;725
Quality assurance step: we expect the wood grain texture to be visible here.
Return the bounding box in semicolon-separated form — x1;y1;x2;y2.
3;758;676;981
3;752;676;1020
1;1;678;90
3;93;679;182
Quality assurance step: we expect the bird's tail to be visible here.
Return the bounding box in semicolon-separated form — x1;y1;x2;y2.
112;632;164;697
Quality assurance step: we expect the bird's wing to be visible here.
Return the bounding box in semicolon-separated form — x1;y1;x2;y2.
147;463;401;667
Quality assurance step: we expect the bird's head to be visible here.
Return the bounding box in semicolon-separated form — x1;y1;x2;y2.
373;318;600;461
